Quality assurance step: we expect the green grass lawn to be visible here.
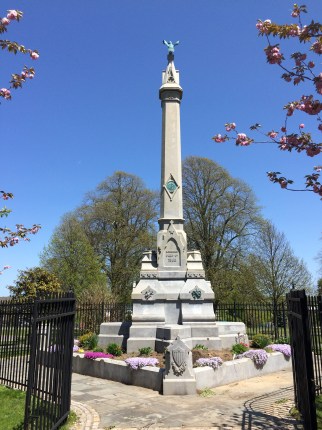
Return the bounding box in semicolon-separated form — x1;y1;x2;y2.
316;395;322;429
0;385;25;430
0;385;78;429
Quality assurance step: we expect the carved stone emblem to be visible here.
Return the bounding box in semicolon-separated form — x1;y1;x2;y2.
189;286;203;300
163;174;179;201
171;346;186;376
141;286;156;301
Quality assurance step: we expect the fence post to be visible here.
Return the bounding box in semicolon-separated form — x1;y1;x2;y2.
24;298;39;430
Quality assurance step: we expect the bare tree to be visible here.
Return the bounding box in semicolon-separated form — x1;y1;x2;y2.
249;221;313;306
183;156;262;300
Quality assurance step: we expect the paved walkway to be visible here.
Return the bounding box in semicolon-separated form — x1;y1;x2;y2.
70;369;303;429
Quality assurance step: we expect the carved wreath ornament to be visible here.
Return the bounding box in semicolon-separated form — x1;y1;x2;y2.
171;346;187;376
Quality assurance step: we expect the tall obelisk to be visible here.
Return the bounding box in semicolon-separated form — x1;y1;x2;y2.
122;42;247;353
157;42;187;279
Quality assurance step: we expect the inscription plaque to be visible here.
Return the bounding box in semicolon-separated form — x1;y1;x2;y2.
165;250;180;266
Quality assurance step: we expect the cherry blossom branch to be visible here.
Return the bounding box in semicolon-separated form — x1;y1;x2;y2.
0;10;39;101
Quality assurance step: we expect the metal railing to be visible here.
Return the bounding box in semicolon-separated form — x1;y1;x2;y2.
0;293;75;430
214;301;288;341
74;301;132;337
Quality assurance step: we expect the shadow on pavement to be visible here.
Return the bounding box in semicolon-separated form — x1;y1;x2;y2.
241;386;303;429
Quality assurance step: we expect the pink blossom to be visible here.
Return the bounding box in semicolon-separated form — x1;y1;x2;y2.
306;146;321;157
280;181;288;189
314;74;322;95
311;41;322;55
3;265;11;270
9;237;19;246
212;134;226;143
1;17;10;25
264;45;283;65
308;61;315;68
225;122;236;132
296;96;322;116
0;88;11;100
314;166;322;172
30;51;39;60
288;26;300;36
6;10;18;20
256;19;271;34
299;124;305;129
267;130;278;139
312;184;322;196
281;126;287;133
236;133;251;146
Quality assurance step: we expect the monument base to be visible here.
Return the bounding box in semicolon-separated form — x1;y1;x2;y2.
98;321;247;353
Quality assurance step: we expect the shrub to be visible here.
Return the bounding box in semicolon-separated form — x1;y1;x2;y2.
275;336;290;345
251;333;272;349
193;344;208;350
106;343;123;356
231;343;248;355
138;347;153;356
93;346;104;352
78;332;98;350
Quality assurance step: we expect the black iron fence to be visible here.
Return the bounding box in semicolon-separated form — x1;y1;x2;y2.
0;293;75;430
287;290;317;430
74;301;132;337
214;301;288;341
74;300;289;341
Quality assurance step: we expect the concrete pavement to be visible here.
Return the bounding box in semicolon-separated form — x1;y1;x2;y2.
70;369;303;429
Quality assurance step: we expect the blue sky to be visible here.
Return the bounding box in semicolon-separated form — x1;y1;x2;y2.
1;0;321;296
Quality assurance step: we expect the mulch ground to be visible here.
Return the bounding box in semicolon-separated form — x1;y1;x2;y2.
112;348;234;368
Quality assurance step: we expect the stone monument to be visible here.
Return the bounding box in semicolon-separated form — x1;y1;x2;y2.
98;42;246;353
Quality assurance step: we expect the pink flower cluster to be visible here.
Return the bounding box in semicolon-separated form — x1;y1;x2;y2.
237;349;268;366
314;74;322;95
264;45;283;64
286;96;322;116
311;41;322;55
267;130;278;139
0;88;11;100
1;9;18;25
212;134;227;143
225;122;236;132
236;133;251;146
266;344;291;357
125;357;159;370
256;19;271;34
84;352;114;360
195;357;223;369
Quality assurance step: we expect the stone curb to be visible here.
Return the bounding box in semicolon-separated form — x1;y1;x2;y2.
70;400;101;430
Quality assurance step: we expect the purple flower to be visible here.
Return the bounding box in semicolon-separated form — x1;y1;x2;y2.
195;357;223;369
237;349;268;366
266;344;291;357
73;345;79;352
84;352;114;360
125;357;159;370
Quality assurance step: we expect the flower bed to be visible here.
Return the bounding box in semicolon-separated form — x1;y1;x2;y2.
72;350;291;394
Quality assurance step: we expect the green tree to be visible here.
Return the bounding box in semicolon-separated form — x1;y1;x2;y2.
317;278;322;296
41;172;157;302
249;221;313;307
8;267;61;298
182;156;263;301
40;215;106;298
